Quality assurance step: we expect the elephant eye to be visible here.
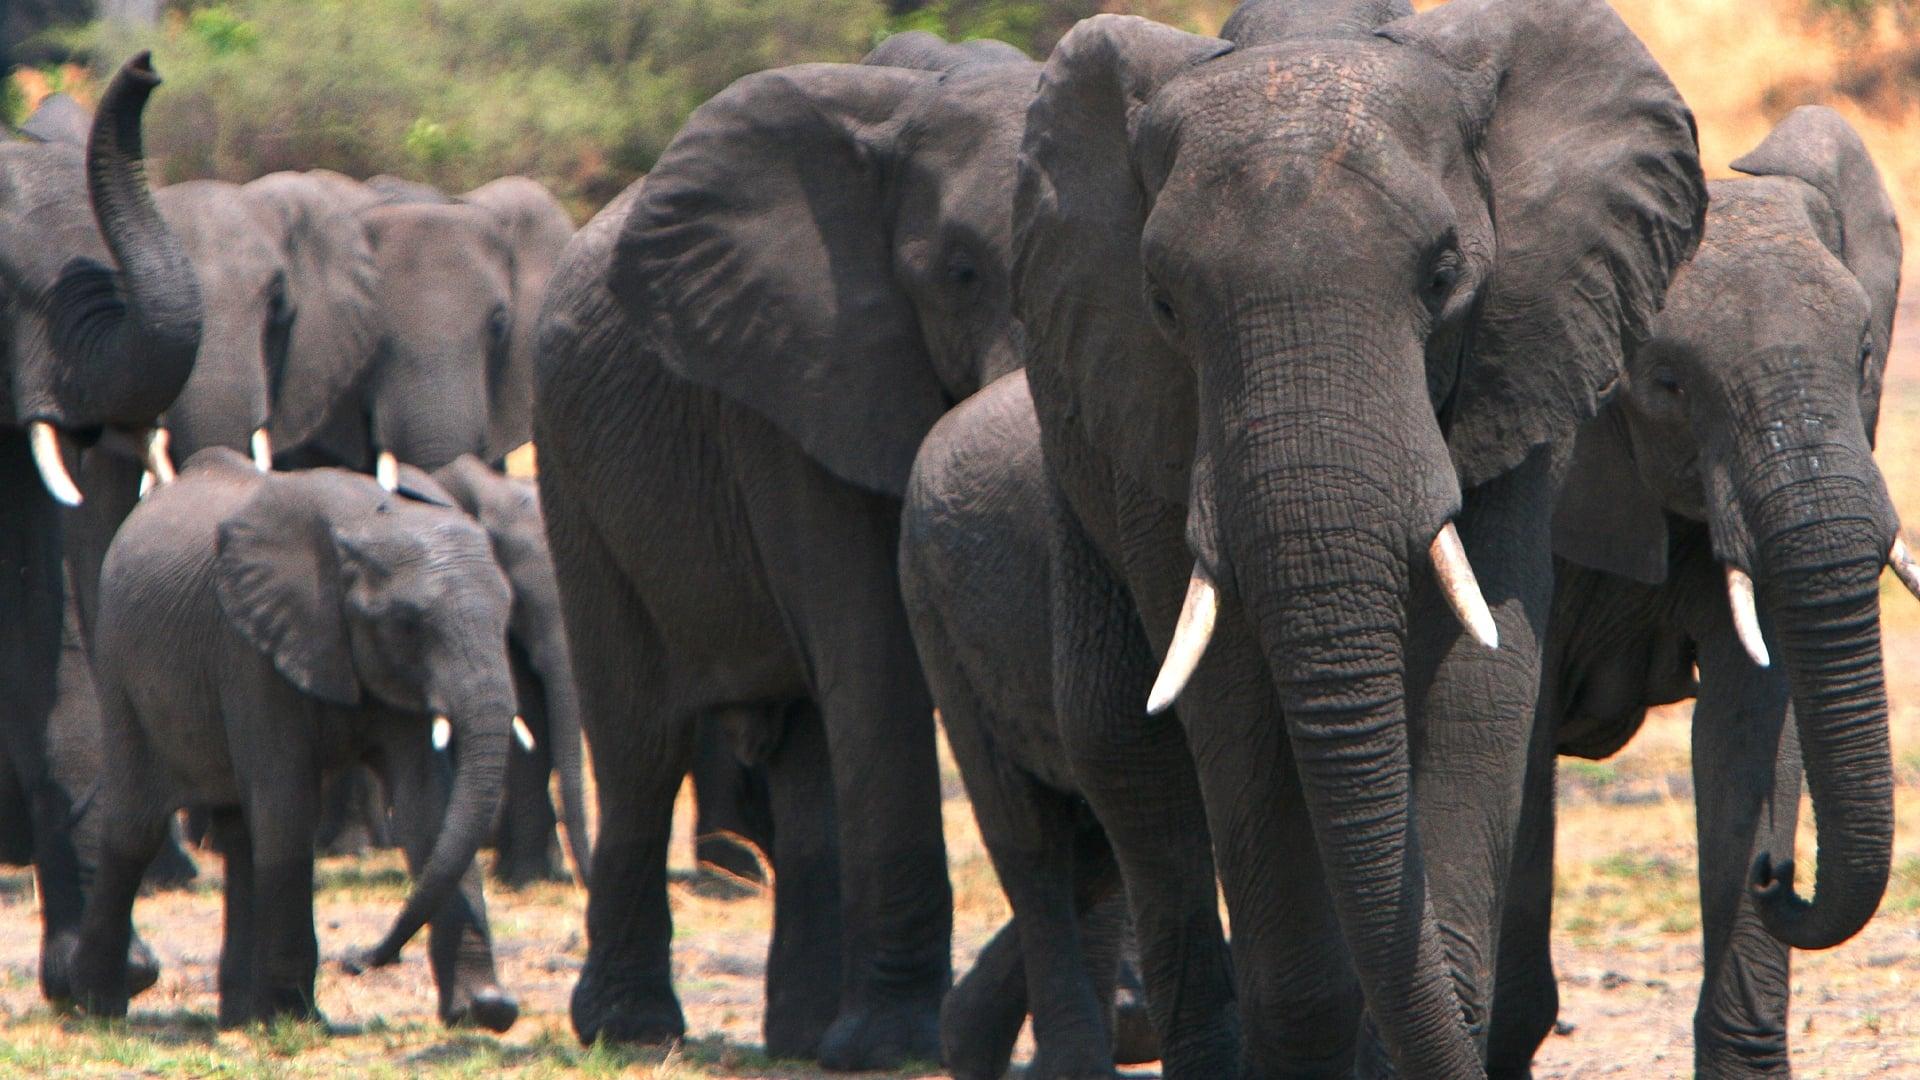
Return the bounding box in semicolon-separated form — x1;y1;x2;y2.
488;306;511;344
1421;248;1462;314
946;260;978;288
1652;369;1683;397
1145;279;1180;338
1861;339;1876;379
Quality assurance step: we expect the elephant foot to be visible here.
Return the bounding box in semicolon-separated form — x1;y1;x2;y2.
445;983;521;1032
1110;983;1159;1065
39;931;79;1004
817;998;942;1072
256;986;326;1028
141;844;199;891
570;975;686;1047
127;935;161;998
938;978;1023;1080
695;835;768;887
1027;1050;1119;1080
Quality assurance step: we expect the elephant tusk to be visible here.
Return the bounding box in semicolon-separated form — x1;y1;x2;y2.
250;428;273;472
512;715;535;752
1430;522;1499;650
431;715;452;752
29;421;83;507
144;428;175;485
1888;538;1920;602
1146;565;1218;716
1725;566;1771;668
139;470;155;498
375;450;399;493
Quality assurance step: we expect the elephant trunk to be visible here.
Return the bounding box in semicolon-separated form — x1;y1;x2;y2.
78;53;202;426
1206;314;1481;1077
1745;476;1894;950
353;703;511;970
529;629;592;885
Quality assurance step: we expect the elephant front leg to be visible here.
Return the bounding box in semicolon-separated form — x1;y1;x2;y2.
381;740;519;1032
1691;635;1795;1077
1486;699;1563;1079
760;703;843;1059
243;794;324;1026
209;809;260;1028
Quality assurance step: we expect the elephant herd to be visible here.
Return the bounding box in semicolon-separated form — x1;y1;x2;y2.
0;0;1911;1075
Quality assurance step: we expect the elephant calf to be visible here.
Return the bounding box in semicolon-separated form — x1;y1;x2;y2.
70;449;521;1031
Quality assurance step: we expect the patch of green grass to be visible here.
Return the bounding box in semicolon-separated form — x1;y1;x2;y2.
254;1014;328;1058
1562;760;1620;788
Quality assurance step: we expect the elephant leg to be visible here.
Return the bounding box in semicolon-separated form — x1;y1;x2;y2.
1049;519;1238;1079
1487;700;1563;1078
1691;634;1795;1077
550;499;694;1049
141;817;199;890
378;737;518;1032
69;750;171;1018
943;919;1030;1080
316;765;392;857
209;809;259;1028
1098;901;1160;1067
692;718;775;885
494;648;566;888
241;789;323;1025
761;703;843;1059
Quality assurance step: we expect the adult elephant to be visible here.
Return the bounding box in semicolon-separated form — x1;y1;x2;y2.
536;33;1036;1067
1013;2;1704;1074
1490;106;1905;1079
0;53;202;1002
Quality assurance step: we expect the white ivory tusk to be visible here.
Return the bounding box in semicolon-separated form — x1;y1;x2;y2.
375;450;399;492
144;428;175;485
1146;565;1219;716
250;429;273;472
1430;522;1499;650
1888;538;1920;603
139;470;155;498
1726;566;1771;668
431;716;452;751
512;715;536;752
29;421;82;507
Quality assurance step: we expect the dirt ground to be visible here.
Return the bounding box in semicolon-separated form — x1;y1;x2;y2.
6;353;1920;1077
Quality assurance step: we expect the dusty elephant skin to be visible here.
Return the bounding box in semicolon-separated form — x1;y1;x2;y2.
1492;106;1904;1079
1011;0;1705;1074
534;32;1035;1071
71;451;519;1033
0;53;203;1006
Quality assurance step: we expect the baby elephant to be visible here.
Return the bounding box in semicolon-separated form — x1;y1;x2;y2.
70;449;520;1031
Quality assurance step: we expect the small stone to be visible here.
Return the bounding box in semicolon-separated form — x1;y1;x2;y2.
1553;1019;1578;1037
1600;971;1631;990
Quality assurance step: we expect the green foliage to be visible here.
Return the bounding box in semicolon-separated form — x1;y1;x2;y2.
886;0;1071;55
76;0;890;212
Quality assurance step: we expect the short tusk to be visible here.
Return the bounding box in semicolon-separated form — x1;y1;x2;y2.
144;428;175;485
250;428;273;472
1888;538;1920;602
1725;566;1771;668
375;450;399;493
431;715;452;752
512;715;535;752
1146;565;1218;716
1430;522;1499;650
29;421;82;507
139;471;155;498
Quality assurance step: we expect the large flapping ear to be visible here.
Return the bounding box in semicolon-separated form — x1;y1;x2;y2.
864;30;1030;71
19;93;92;145
1732;105;1902;436
214;472;361;706
240;172;383;453
1220;0;1410;45
461;177;576;463
1550;404;1670;585
1013;15;1232;505
615;63;945;498
1381;0;1707;490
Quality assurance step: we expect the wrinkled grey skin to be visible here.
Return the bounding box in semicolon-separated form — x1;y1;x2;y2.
902;369;1159;1079
1013;2;1704;1074
1490;107;1903;1079
72;450;520;1031
0;55;203;1004
535;34;1035;1068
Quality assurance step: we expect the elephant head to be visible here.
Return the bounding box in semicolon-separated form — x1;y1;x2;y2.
2;53;202;505
458;179;576;463
1554;106;1902;951
611;35;1037;498
1015;2;1703;1067
428;454;592;886
211;462;516;969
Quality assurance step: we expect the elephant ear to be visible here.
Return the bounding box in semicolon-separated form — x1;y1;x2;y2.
1220;0;1410;45
1381;0;1706;490
461;178;576;463
1731;106;1901;436
213;473;360;706
1550;404;1670;585
240;172;382;453
1014;15;1232;505
615;63;944;498
864;30;1029;71
19;92;91;145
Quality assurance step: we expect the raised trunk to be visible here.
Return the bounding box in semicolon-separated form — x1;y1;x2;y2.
73;53;202;426
1747;489;1893;950
353;708;511;969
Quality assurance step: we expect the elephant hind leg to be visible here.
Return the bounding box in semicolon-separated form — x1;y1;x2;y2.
1488;709;1562;1079
762;702;842;1059
209;809;258;1029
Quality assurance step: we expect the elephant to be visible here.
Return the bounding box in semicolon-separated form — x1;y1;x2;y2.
901;369;1161;1078
1009;1;1705;1074
70;448;521;1031
1487;106;1905;1079
0;53;203;1002
534;32;1038;1067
